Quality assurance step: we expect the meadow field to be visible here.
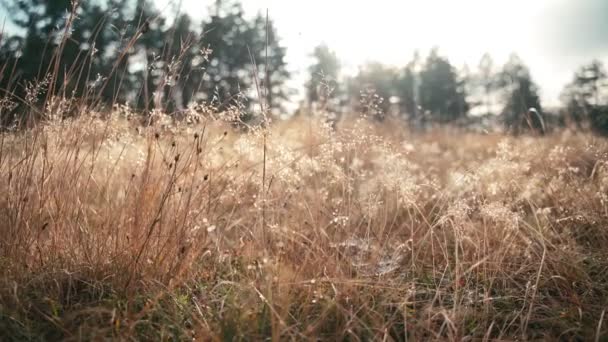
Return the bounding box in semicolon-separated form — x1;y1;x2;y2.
0;109;607;340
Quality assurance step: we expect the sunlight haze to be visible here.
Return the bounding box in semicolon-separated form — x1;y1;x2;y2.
156;0;608;107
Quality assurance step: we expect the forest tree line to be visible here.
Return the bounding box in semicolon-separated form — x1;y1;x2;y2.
0;0;607;133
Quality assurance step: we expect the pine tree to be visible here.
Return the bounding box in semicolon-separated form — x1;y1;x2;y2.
496;54;542;134
346;62;398;118
306;44;341;109
418;48;468;122
0;0;132;123
193;1;290;120
561;60;608;133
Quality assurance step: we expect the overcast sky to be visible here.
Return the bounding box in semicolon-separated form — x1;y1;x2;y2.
154;0;608;107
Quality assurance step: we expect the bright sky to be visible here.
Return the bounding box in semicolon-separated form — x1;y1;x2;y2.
220;0;607;108
217;0;608;108
7;0;608;107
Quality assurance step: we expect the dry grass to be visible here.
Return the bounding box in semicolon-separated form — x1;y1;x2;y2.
0;107;607;341
2;3;607;339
